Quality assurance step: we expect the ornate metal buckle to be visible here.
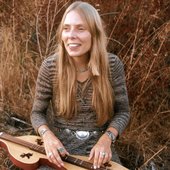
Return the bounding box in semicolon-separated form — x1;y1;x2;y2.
75;131;90;140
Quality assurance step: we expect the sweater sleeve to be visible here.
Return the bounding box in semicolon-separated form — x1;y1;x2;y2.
30;58;53;132
108;54;130;135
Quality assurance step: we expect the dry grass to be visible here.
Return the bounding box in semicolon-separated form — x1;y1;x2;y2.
0;0;169;169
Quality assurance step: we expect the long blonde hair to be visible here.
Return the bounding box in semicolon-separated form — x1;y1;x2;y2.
56;1;114;126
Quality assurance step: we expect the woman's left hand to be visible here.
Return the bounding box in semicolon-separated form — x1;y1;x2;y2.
89;134;112;169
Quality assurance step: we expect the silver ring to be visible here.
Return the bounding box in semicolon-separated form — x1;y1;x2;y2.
100;151;106;157
57;147;65;153
48;152;53;157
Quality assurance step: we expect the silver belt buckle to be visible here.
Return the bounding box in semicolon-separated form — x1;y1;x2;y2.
75;131;90;140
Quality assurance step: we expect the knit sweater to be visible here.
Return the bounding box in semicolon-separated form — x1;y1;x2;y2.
31;53;130;136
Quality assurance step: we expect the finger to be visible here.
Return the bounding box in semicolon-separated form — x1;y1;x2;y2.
103;152;109;164
88;148;94;160
54;154;64;167
109;152;112;161
57;147;69;157
93;150;100;169
53;150;65;167
47;152;53;161
47;152;59;166
97;151;105;168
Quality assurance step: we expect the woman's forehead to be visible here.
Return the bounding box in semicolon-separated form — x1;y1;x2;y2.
63;10;87;26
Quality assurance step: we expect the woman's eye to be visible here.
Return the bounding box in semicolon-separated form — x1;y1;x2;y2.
63;27;69;31
78;27;84;31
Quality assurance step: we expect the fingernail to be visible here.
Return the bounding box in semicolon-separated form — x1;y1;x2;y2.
94;165;96;169
98;165;100;168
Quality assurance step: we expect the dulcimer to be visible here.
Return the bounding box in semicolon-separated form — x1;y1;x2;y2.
0;132;128;170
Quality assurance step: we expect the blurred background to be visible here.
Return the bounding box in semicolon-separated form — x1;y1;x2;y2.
0;0;169;169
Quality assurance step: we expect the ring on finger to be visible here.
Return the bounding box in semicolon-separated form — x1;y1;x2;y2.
100;151;106;157
57;147;65;153
48;152;53;157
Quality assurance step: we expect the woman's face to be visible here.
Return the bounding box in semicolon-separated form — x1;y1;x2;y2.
61;10;92;59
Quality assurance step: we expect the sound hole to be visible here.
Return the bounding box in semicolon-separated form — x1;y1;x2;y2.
36;138;43;145
20;153;33;159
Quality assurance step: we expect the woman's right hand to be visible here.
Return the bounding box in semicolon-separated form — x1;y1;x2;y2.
41;129;69;168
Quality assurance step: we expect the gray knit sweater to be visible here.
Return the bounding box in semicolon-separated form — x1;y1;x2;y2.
31;53;130;134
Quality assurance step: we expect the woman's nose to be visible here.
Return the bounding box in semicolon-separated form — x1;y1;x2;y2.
68;30;77;39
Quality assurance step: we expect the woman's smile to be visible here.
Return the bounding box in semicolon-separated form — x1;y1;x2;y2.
67;43;81;48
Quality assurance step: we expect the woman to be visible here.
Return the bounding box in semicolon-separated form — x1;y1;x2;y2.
31;1;130;169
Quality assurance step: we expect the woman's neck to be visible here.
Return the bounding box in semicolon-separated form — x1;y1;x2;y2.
71;55;89;71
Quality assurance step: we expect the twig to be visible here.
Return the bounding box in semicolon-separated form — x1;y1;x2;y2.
100;11;119;17
10;117;32;126
17;127;34;132
107;2;129;45
139;146;167;168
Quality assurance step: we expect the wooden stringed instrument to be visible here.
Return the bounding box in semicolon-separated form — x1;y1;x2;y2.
0;132;128;170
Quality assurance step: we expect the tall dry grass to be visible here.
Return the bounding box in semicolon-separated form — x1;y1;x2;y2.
0;0;169;169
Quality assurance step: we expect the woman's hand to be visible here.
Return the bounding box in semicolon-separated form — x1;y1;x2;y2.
42;130;69;168
89;134;112;169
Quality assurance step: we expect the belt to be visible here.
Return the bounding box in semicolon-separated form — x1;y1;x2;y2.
57;128;104;140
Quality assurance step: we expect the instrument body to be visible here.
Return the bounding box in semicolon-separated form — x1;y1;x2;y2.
0;132;128;170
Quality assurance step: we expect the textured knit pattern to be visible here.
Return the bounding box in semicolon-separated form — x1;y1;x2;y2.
30;53;130;166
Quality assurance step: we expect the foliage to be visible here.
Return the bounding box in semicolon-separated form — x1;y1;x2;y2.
0;0;169;169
